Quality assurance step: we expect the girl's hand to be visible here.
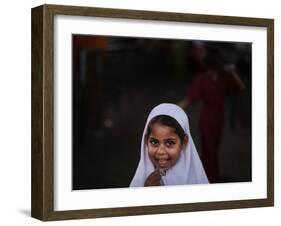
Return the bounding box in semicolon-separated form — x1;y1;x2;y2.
144;170;161;186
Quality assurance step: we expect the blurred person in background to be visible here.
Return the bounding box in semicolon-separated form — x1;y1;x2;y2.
178;49;245;183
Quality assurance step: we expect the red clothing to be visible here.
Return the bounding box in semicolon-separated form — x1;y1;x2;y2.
187;73;240;182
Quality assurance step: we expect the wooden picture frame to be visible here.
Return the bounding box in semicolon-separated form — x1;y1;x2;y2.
31;4;274;221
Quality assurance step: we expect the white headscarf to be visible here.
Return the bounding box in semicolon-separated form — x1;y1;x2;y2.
130;103;209;187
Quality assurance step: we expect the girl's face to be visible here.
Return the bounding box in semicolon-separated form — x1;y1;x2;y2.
146;122;187;171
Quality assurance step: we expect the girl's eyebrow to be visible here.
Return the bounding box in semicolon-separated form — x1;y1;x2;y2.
149;137;177;141
165;138;177;141
148;136;177;141
149;137;158;140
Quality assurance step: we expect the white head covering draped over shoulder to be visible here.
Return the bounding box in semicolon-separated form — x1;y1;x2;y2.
130;103;209;187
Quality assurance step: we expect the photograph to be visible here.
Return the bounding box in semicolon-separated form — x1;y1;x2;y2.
72;35;252;189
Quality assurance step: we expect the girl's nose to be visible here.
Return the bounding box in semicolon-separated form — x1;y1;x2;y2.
156;144;167;155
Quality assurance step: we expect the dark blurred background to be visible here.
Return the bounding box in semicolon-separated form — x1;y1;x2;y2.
72;35;252;189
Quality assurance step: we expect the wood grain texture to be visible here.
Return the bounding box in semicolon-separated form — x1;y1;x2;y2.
44;4;272;26
31;5;44;220
43;4;55;220
31;5;55;220
267;19;274;206
31;4;274;221
44;198;272;221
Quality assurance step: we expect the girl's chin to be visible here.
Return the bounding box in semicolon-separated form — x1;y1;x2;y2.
156;163;170;171
158;159;170;169
158;165;169;170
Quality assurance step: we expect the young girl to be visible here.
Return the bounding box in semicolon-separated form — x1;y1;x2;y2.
130;103;209;187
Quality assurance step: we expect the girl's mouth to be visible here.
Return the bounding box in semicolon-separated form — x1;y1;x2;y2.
158;159;169;168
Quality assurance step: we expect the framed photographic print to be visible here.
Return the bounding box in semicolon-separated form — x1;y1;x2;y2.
31;4;274;221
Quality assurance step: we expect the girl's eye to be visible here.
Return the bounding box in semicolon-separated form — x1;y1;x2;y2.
149;139;159;146
166;140;175;147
